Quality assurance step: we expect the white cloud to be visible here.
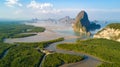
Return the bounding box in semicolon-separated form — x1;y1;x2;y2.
27;0;53;9
5;0;22;7
27;0;61;14
26;0;81;14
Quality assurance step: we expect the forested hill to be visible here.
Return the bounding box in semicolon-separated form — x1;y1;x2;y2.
94;23;120;42
106;23;120;29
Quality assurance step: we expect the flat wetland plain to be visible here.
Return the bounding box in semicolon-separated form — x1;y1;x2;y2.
5;22;81;43
1;22;120;67
0;22;93;67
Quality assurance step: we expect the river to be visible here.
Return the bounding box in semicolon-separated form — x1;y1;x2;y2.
44;39;101;67
4;22;102;67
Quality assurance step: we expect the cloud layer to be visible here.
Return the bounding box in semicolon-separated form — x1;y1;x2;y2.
5;0;22;7
27;0;53;9
3;0;120;20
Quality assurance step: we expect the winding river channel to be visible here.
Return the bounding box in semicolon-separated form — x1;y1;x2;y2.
4;23;102;67
45;39;102;67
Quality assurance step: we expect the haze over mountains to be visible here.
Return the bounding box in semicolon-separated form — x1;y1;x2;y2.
28;10;101;35
29;16;75;26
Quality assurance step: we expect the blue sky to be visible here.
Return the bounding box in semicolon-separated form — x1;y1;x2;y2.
0;0;120;21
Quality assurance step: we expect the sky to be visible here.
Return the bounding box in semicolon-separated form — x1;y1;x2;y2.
0;0;120;21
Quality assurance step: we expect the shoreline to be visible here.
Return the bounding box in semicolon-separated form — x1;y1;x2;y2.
4;22;80;43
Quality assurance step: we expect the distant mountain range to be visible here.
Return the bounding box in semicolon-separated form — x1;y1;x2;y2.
29;16;75;25
58;16;75;24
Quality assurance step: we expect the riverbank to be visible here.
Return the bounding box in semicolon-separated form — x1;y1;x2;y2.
45;40;101;67
57;38;120;67
4;22;81;43
3;22;101;67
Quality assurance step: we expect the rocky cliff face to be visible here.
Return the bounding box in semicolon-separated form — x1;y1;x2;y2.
72;10;101;35
94;23;120;42
72;11;90;34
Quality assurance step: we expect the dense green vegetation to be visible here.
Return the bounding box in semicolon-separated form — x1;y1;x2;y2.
0;22;65;67
0;43;14;59
106;23;120;29
11;33;37;38
42;53;84;67
0;37;64;67
0;22;45;42
26;27;45;33
57;38;120;67
0;44;44;67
